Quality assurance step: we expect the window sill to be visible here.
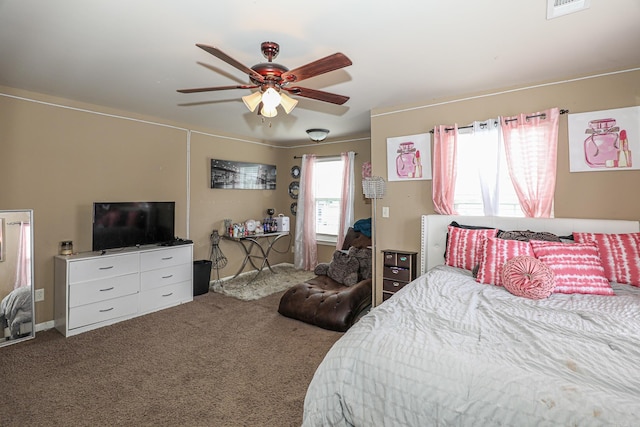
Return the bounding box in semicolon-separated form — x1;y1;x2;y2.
316;237;337;246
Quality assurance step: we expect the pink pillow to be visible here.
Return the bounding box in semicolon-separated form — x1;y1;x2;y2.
529;240;614;295
502;256;555;299
573;232;640;286
445;226;498;271
476;237;534;286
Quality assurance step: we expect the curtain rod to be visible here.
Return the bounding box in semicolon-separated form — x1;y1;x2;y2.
293;152;358;159
429;109;569;134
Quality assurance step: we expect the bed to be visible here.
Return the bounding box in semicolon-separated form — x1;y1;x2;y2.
302;215;640;426
1;286;33;339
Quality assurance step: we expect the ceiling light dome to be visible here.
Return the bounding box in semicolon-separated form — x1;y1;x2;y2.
306;128;330;142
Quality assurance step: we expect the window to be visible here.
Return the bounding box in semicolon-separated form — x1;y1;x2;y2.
453;127;524;217
313;157;343;242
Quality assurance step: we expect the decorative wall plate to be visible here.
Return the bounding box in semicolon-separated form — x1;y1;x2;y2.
288;181;299;199
290;202;297;216
291;165;301;179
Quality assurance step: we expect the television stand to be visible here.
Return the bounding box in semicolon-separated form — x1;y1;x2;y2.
54;244;193;337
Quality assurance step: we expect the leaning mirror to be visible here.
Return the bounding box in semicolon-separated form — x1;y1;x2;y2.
0;210;35;347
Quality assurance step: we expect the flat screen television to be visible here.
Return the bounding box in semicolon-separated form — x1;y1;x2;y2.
92;202;175;251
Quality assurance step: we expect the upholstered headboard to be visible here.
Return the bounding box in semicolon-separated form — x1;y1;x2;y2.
420;215;640;275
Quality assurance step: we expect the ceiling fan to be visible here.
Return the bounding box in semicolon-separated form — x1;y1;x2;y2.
177;41;352;118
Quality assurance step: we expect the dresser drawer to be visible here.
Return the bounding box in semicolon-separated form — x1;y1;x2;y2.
140;263;191;291
383;266;412;282
68;254;139;284
69;273;139;307
384;251;415;268
138;281;192;314
140;246;191;271
383;278;409;293
68;293;138;330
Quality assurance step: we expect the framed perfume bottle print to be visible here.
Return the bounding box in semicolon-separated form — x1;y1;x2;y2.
568;106;639;172
386;133;432;181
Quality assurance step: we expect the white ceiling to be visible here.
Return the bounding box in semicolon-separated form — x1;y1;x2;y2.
1;0;639;146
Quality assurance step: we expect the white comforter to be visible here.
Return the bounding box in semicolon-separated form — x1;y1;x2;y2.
303;265;640;427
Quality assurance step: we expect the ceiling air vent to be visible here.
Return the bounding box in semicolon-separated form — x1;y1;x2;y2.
547;0;591;19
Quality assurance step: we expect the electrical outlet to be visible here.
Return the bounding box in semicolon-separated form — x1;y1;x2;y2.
35;288;45;302
382;206;390;218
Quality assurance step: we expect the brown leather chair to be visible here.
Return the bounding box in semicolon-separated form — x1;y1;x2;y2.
278;228;372;332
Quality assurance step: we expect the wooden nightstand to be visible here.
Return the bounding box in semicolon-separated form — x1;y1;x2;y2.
382;250;418;301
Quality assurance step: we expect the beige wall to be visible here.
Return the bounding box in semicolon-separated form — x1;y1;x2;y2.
0;87;370;325
370;68;640;304
4;68;637;322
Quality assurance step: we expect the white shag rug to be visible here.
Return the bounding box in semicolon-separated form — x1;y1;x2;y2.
211;263;316;301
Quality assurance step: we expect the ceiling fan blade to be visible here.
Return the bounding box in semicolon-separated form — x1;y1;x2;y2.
284;87;350;105
196;43;265;83
177;84;258;94
281;53;352;84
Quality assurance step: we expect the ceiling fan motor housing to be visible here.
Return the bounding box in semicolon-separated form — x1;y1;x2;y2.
249;62;289;88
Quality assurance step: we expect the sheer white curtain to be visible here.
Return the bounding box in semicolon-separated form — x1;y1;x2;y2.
336;151;355;250
294;154;318;270
455;119;502;216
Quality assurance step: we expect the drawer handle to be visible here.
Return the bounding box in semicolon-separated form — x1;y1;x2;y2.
99;266;114;270
162;275;174;279
391;269;400;274
392;282;400;287
161;256;173;261
162;292;174;297
99;307;114;313
99;287;115;292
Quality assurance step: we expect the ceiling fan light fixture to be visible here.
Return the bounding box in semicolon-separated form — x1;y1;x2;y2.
306;128;330;142
242;91;262;112
279;92;298;114
261;87;281;110
261;106;278;118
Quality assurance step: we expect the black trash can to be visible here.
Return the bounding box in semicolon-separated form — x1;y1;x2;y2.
193;260;212;296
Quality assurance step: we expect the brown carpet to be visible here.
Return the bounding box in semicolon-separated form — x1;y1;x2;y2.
0;290;342;427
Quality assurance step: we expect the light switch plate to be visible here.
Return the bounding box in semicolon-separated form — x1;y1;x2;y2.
382;206;390;218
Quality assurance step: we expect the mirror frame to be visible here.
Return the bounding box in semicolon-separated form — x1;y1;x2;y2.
0;209;35;348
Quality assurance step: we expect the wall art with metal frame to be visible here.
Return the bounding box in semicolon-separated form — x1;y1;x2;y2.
568;106;639;172
210;159;277;189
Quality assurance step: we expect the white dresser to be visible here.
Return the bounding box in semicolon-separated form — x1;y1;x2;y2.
54;245;193;337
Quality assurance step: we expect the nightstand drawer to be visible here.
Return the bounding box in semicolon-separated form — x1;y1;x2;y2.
383;252;414;269
383;266;412;282
383;278;408;293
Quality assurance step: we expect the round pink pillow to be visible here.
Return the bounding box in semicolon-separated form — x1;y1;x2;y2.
501;256;555;299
